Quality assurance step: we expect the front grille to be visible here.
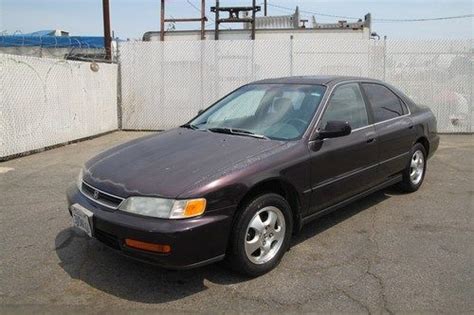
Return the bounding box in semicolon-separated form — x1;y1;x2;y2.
81;181;124;209
95;228;121;250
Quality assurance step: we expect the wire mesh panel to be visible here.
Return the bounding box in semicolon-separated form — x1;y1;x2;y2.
0;54;118;159
292;39;375;78
119;39;473;133
384;40;472;133
120;41;200;129
119;40;294;130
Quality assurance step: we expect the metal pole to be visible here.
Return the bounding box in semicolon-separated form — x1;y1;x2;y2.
264;0;267;16
251;0;256;40
102;0;112;60
470;50;473;133
383;36;387;81
116;43;123;129
290;35;294;76
201;0;206;40
215;0;219;40
160;0;165;41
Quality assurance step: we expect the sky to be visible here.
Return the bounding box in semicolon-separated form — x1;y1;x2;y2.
0;0;472;40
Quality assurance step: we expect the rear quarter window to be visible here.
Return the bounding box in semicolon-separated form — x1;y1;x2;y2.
362;83;406;123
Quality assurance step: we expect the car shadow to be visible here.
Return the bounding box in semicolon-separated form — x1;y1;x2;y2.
55;187;396;304
55;228;246;304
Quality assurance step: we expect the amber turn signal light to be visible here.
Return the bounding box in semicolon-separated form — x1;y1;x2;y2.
183;198;206;218
125;239;171;253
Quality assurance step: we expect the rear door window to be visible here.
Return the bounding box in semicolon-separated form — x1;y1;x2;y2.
362;83;405;123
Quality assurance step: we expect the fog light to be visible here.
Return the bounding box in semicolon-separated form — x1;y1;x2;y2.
125;239;171;253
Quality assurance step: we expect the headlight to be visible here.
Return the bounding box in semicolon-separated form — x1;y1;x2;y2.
76;168;84;189
118;197;206;219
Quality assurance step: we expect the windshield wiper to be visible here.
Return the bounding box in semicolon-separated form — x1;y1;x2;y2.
231;128;270;139
208;127;269;139
180;123;199;130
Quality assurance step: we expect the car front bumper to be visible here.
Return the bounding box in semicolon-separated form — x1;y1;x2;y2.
66;185;234;269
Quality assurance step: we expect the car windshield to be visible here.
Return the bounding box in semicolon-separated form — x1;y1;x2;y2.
189;84;326;140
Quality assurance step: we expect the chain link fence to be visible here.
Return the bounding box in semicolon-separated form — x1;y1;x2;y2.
0;54;118;159
1;38;471;159
384;40;472;133
119;38;473;133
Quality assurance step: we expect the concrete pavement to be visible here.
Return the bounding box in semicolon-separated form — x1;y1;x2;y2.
1;132;473;313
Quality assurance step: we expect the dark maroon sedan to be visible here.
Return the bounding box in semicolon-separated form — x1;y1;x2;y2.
67;76;439;276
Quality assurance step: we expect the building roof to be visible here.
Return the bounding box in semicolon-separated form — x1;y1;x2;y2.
243;7;370;30
145;6;371;41
244;7;299;29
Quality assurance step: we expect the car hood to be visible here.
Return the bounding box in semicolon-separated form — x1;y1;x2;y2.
84;128;285;198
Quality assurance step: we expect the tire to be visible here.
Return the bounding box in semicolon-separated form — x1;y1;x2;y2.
227;193;293;277
397;143;427;192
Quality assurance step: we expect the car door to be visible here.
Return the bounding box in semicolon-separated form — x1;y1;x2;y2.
361;83;417;180
307;82;378;214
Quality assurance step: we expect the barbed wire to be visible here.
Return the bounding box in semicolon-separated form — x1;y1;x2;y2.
0;45;114;63
0;33;116;62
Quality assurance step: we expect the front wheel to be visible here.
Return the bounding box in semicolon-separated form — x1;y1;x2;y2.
397;143;427;192
227;193;293;277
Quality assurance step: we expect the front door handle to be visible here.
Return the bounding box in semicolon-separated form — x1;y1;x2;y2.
367;137;376;144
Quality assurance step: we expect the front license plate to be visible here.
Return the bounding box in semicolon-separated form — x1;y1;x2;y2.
71;203;93;237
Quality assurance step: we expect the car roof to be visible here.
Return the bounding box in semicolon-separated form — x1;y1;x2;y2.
252;75;382;86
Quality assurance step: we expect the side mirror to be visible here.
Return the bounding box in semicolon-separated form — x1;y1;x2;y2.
198;109;204;115
316;121;352;140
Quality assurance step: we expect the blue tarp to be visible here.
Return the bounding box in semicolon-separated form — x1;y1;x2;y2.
0;35;105;48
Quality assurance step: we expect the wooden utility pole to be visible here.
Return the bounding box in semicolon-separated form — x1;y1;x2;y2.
200;0;206;40
102;0;112;60
160;0;165;41
252;0;256;38
214;0;220;40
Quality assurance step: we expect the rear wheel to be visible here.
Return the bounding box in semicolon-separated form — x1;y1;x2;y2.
397;143;427;192
227;193;293;277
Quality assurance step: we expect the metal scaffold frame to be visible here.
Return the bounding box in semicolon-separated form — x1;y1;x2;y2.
160;0;208;41
211;0;261;40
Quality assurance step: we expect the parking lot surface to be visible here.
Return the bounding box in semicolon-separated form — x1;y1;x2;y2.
1;132;473;314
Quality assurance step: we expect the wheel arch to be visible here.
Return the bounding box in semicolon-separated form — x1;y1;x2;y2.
415;136;430;156
236;178;303;234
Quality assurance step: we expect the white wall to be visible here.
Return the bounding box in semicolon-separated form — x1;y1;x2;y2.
145;28;370;41
120;40;292;129
119;39;373;130
0;54;118;158
119;39;473;133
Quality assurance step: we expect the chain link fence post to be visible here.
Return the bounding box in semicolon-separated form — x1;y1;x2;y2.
290;35;294;76
116;42;123;130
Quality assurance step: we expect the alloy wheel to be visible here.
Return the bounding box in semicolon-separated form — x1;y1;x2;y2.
244;206;286;265
410;150;424;185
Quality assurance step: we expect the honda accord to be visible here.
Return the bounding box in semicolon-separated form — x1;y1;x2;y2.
67;76;439;276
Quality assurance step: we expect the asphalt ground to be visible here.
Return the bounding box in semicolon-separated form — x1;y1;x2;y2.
1;132;473;314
